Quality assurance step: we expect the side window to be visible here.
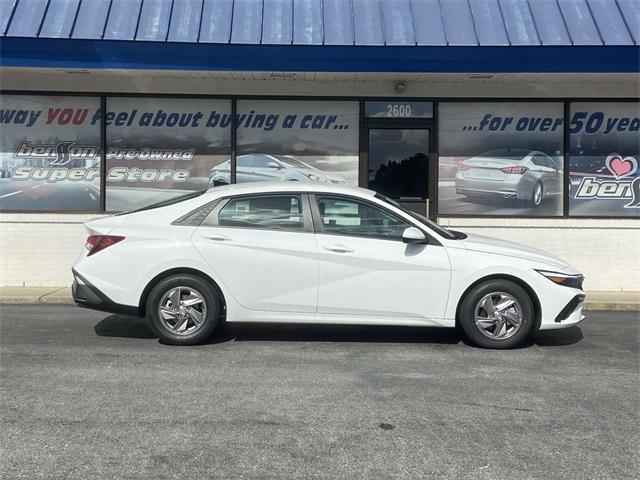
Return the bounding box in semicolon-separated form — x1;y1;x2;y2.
218;195;305;231
237;155;253;168
532;154;547;167
316;196;409;240
252;155;275;168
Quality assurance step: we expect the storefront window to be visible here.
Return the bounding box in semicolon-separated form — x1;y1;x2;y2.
105;97;231;211
569;102;640;217
438;103;564;216
235;100;359;186
0;95;101;211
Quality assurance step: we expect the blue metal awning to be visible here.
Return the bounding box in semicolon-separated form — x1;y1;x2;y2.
1;0;638;73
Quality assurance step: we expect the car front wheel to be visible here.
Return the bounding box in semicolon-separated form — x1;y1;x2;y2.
146;274;222;345
458;280;535;349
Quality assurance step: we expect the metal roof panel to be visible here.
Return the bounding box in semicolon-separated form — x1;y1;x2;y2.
168;0;204;43
381;0;416;46
617;0;639;45
104;0;143;40
558;0;603;45
6;0;47;37
469;0;509;46
441;0;478;46
136;0;172;41
353;0;384;46
498;0;540;45
230;0;263;44
71;0;111;39
262;0;292;44
39;0;81;39
411;0;447;46
293;0;323;45
323;0;354;45
200;0;233;43
588;0;633;45
2;0;638;49
528;0;571;46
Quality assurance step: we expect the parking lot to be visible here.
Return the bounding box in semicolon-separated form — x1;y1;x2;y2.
1;305;638;479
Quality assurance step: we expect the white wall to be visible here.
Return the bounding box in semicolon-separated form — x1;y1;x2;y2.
439;217;640;292
1;213;638;291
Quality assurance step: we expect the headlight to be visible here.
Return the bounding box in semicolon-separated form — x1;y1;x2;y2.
536;270;584;290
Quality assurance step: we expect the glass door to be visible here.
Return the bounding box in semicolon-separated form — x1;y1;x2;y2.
367;128;431;216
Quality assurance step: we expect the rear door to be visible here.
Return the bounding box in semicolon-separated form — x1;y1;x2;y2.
193;193;318;313
311;194;451;320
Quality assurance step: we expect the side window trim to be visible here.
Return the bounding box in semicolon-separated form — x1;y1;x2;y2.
310;193;410;242
202;192;314;233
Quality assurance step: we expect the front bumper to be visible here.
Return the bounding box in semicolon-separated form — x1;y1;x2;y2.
539;293;586;330
72;268;139;316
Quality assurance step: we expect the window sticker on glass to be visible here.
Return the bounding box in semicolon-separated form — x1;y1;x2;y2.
365;102;433;119
569;102;639;217
437;102;564;217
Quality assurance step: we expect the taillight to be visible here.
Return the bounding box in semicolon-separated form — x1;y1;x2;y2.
501;166;528;174
85;235;125;256
458;162;470;171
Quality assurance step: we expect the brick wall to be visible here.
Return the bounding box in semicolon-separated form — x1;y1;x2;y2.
1;214;638;291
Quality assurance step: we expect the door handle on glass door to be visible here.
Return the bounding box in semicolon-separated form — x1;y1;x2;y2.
322;244;354;253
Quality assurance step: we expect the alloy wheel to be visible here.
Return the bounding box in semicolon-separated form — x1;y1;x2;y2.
474;292;523;340
533;184;542;206
158;287;207;336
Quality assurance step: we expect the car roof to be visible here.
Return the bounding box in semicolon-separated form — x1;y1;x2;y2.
203;182;377;199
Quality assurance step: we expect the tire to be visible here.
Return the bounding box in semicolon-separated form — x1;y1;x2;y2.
458;280;535;349
530;182;543;207
145;274;222;346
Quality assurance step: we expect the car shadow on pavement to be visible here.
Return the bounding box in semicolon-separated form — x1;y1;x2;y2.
93;315;583;348
532;327;584;347
211;323;462;345
94;314;156;339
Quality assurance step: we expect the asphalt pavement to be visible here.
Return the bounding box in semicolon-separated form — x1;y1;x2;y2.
1;305;638;480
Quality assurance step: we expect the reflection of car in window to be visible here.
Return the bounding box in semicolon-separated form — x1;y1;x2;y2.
209;154;347;187
454;149;562;207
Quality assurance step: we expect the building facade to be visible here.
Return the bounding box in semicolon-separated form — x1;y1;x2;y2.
1;0;639;291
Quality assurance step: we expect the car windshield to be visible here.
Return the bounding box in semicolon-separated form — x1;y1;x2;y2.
478;149;530;160
374;194;464;240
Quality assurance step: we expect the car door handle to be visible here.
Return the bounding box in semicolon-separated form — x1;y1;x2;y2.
322;244;353;253
203;234;230;242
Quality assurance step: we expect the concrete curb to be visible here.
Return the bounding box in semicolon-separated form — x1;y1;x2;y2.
0;287;638;311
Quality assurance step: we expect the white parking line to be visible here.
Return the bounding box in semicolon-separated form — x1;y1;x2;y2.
0;190;23;199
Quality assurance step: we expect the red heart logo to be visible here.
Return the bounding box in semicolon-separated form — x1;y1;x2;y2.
605;154;637;179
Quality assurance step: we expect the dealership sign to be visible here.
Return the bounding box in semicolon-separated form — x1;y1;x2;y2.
574;153;639;208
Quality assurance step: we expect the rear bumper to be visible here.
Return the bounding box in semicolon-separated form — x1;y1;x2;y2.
72;268;139;316
455;176;533;199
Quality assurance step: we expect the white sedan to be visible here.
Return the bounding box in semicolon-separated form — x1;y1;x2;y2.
72;182;585;348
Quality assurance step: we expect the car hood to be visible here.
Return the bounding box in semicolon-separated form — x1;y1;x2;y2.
459;233;569;270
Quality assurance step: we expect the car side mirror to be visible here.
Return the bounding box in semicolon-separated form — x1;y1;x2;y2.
402;227;428;244
266;161;281;169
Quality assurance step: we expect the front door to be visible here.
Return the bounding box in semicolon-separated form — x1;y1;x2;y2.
367;128;431;216
312;194;451;320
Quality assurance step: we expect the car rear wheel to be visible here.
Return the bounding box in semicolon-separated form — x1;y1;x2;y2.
458;280;534;349
531;182;543;207
146;274;222;345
